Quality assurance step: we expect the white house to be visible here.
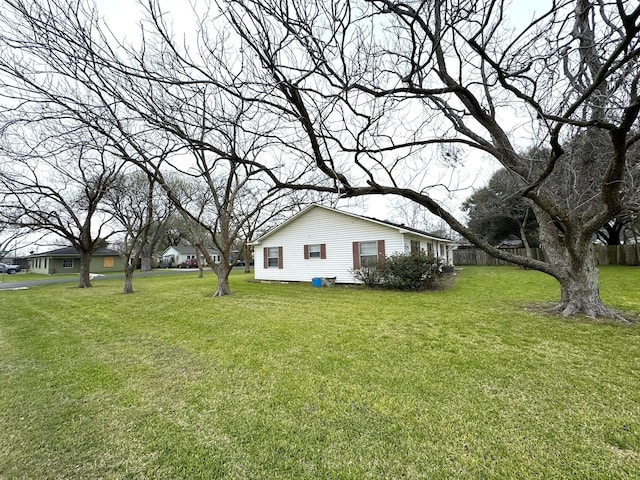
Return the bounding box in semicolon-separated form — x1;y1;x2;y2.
159;244;221;267
251;204;457;284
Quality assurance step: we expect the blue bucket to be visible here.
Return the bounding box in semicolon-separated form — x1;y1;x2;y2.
311;277;322;288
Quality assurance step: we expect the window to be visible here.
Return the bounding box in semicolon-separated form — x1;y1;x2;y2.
62;258;73;268
410;240;421;256
353;240;385;269
267;248;279;267
304;244;326;259
103;256;115;268
264;247;283;269
359;241;378;266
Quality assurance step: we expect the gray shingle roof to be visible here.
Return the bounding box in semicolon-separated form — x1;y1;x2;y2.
29;247;120;257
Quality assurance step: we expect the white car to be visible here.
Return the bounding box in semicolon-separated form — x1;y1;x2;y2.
0;262;21;274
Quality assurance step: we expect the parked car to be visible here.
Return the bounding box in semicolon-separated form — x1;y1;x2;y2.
178;258;199;269
0;262;21;274
230;259;254;267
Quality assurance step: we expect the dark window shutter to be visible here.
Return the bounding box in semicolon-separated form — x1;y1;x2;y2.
320;243;327;259
352;242;360;269
263;247;268;269
377;240;385;262
304;244;309;259
278;246;283;269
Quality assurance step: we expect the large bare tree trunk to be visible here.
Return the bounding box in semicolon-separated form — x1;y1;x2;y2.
195;253;204;279
123;264;135;294
140;256;152;272
198;244;233;296
78;251;92;288
243;244;252;273
535;205;615;318
550;244;610;317
557;265;606;318
214;275;231;296
213;263;233;296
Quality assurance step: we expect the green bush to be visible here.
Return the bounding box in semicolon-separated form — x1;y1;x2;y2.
352;252;443;291
383;252;442;291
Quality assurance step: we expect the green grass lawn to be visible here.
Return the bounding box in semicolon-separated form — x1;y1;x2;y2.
0;272;80;282
1;266;639;479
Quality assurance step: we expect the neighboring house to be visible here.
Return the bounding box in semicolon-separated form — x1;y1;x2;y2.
28;247;124;274
159;244;221;267
251;204;458;284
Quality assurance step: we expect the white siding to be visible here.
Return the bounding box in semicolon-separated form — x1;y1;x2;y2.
402;235;455;265
254;207;406;283
29;257;49;274
161;246;182;265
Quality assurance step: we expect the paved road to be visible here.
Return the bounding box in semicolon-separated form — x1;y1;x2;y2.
0;269;199;290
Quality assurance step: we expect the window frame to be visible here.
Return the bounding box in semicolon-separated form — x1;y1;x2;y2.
264;246;283;269
358;241;379;267
267;247;279;267
304;243;326;260
62;258;73;269
352;240;385;269
309;244;321;258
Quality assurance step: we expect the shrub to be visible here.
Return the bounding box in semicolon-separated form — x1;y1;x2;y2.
351;252;443;291
350;260;385;288
383;252;442;291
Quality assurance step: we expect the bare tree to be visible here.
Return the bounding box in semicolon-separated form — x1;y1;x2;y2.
0;124;123;287
103;170;172;293
163;152;305;295
112;3;328;295
135;175;178;273
222;0;640;318
0;0;134;287
0;0;323;296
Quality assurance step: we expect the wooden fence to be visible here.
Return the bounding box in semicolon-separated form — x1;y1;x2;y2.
453;245;640;266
